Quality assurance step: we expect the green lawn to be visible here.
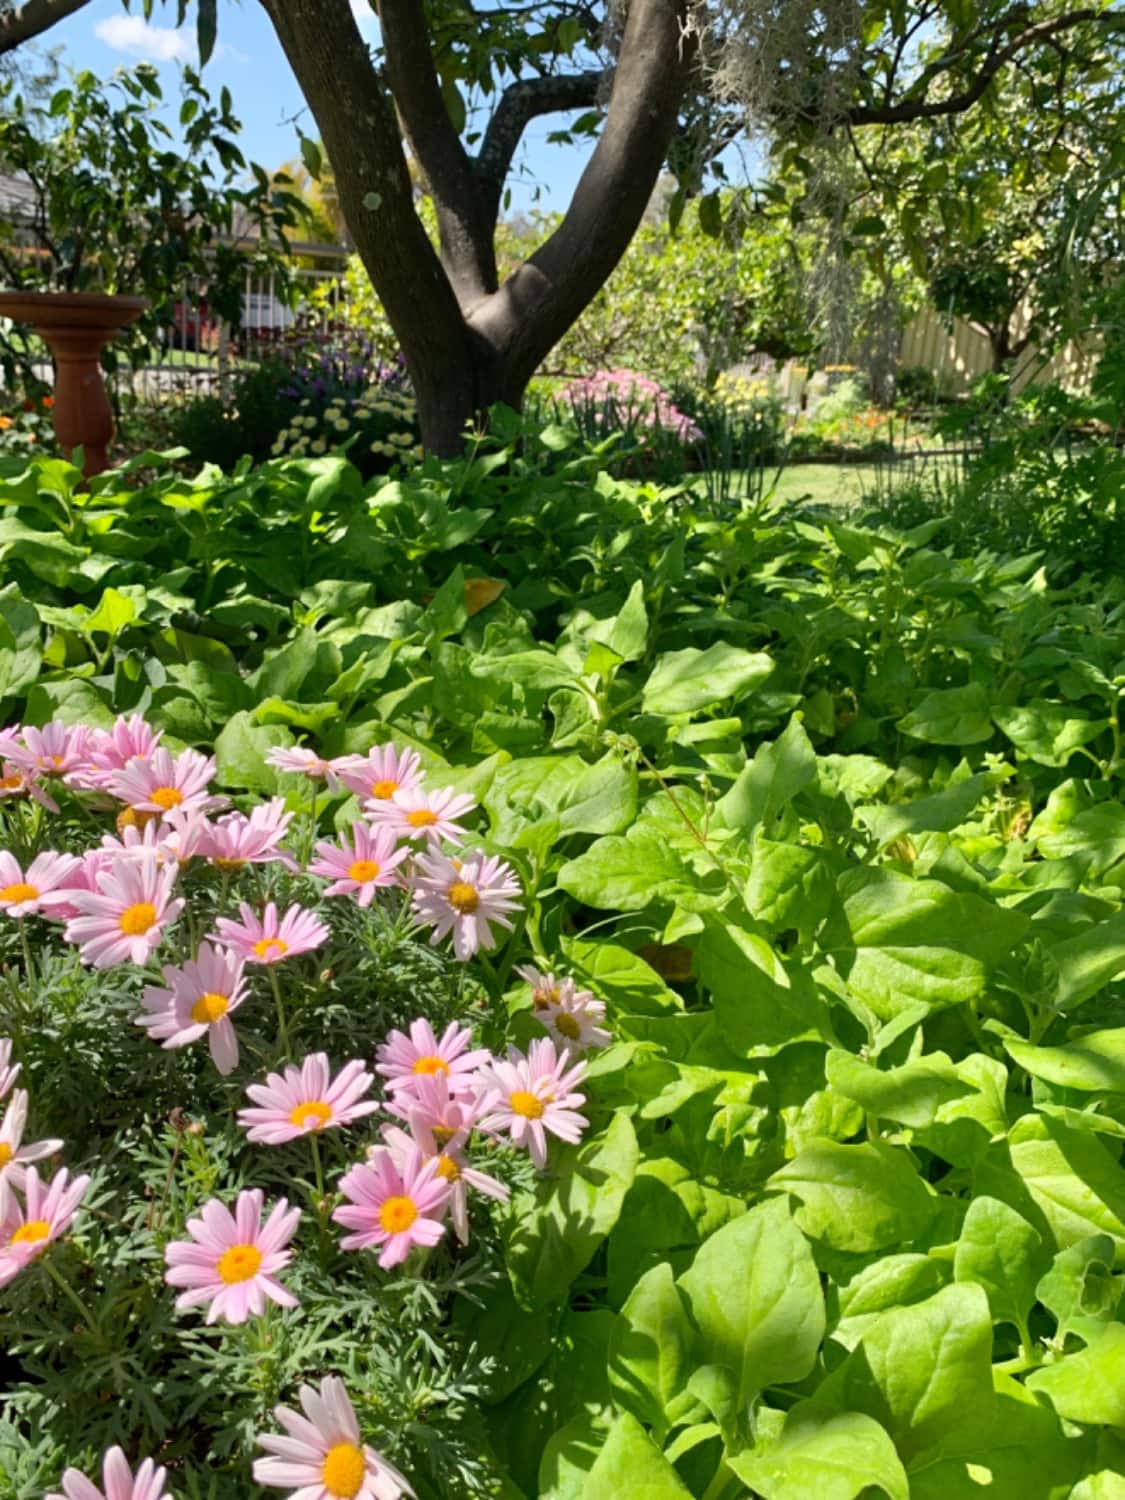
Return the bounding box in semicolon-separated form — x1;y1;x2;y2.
705;452;970;509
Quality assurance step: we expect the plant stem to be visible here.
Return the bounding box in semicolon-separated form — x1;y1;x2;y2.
42;1257;98;1335
18;920;33;984
268;966;291;1056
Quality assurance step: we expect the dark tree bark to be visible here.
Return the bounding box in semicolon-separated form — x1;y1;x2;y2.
0;0;93;53
258;0;693;454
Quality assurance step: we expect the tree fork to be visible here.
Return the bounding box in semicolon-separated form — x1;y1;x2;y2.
259;0;694;454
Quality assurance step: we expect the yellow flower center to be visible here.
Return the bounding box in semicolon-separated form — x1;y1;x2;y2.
212;857;247;872
252;937;288;960
150;786;183;810
447;881;479;914
406;808;438;828
369;778;398;800
348;859;380;882
436;1154;461;1181
49;754;66;768
0;774;23;791
379;1195;418;1233
533;985;560;1010
216;1243;263;1284
190;992;229;1025
431;1124;456;1146
289;1100;332;1130
11;1218;50;1246
510;1090;544;1119
0;882;37;904
321;1442;367;1499
555;1013;582;1040
412;1055;449;1076
119;902;157;936
0;1143;12;1167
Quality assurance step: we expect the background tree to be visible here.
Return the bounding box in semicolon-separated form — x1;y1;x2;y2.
2;0;1123;448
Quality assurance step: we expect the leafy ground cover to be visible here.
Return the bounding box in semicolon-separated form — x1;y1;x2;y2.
2;427;1125;1497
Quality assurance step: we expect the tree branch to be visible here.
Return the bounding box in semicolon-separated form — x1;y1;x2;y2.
0;0;93;54
849;7;1125;125
471;0;693;390
474;68;605;223
375;0;497;303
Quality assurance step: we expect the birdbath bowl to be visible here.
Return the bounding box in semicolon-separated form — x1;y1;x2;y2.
0;291;149;476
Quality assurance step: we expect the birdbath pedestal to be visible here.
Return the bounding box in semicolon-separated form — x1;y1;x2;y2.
0;291;149;476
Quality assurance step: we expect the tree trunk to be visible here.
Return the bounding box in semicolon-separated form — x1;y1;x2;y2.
260;0;693;457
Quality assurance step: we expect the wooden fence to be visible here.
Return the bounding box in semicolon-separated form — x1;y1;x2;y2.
900;306;1100;396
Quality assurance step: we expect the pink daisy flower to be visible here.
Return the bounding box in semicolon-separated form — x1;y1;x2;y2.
163;1188;301;1325
366;785;476;847
333;1144;451;1268
109;746;218;817
266;745;344;792
212;900;329;966
7;722;93;782
0;760;58;813
46;1446;171;1500
96;820;182;868
198;798;297;872
516;965;611;1052
253;1375;414;1499
0;850;81;918
380;1076;508;1245
476;1039;588;1169
375;1019;490;1102
336;744;423;805
0;1089;63;1197
411;850;521;960
238;1053;378;1144
136;942;249;1076
0;1165;91;1287
63;857;183;968
308;822;408;907
72;715;164;791
0;1038;19;1101
41;848;116;924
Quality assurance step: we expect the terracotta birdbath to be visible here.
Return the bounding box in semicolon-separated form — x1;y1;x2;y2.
0;291;149;476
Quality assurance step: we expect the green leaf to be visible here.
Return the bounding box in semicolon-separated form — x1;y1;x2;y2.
1027;1324;1125;1426
472;649;580;692
506;1112;638;1310
715;715;816;834
696;920;827;1053
299;134;323;178
0;585;41;699
898;685;993;745
1049;911;1125;1009
577;1413;691;1499
1004;1028;1125;1093
818;1284;995;1462
677;1197;825;1411
196;0;217;64
832;1256;949;1351
993;700;1108;767
953;1196;1047;1331
855;772;995;847
1005;1114;1125;1258
745;840;835;935
213;710;289;793
641;643;773;716
606;580;648;663
825;1049;973;1129
557;829;715;913
729;1403;909;1500
768;1140;936;1252
826;867;1028;1020
607;1263;695;1438
1036;1235;1119;1339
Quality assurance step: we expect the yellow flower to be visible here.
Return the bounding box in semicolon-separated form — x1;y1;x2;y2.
333;418;350;432
311;439;327;455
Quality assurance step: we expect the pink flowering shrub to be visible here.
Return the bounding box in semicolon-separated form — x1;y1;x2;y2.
559;367;703;446
0;717;611;1495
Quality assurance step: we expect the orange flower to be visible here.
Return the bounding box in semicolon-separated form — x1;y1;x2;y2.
42;396;53;409
0;416;14;430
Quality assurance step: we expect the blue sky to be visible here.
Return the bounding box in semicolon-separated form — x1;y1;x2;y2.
43;0;592;216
